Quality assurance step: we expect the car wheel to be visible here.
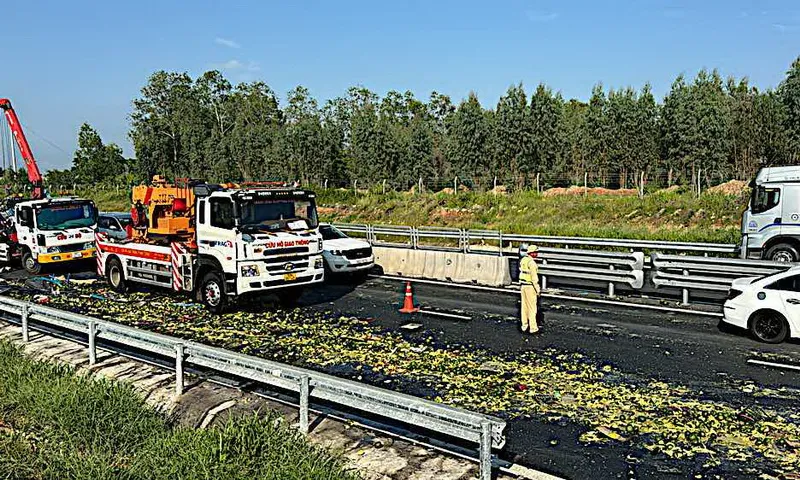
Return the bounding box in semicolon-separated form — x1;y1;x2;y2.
749;310;789;344
22;251;41;275
106;257;128;293
766;243;799;263
201;271;227;314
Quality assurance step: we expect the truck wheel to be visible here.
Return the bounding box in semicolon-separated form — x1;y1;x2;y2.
106;257;128;293
22;251;41;275
765;243;799;263
201;271;228;314
278;287;304;308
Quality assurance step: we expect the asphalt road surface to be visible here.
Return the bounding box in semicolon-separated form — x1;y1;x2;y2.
3;265;799;479
300;276;800;480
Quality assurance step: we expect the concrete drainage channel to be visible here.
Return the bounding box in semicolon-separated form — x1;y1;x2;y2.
0;296;560;480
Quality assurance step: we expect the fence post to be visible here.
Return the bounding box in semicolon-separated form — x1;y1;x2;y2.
493;176;497;191
382;179;386;195
299;374;310;434
88;320;97;366
536;173;540;194
479;421;492;480
682;270;690;305
453;176;458;194
584;172;588;197
353;179;358;194
324;179;328;189
20;304;29;342
418;177;423;194
175;343;185;396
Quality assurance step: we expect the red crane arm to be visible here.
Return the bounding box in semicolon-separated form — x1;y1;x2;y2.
0;98;44;199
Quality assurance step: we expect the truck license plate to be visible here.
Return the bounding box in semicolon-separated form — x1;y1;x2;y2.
72;252;82;258
283;273;297;281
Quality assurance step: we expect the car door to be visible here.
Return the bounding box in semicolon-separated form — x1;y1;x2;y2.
767;274;800;337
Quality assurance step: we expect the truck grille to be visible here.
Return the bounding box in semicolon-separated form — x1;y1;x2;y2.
267;246;309;256
59;243;86;253
343;247;372;260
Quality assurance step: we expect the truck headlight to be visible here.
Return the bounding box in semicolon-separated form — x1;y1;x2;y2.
83;242;95;250
315;257;324;269
241;265;260;277
317;238;323;252
329;250;342;255
46;246;61;253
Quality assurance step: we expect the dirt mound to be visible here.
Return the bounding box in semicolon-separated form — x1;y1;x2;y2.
542;186;638;197
438;187;455;195
491;185;508;196
658;185;681;194
706;180;748;196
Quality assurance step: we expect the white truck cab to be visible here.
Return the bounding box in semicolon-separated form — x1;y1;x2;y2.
0;197;98;273
741;166;800;262
97;183;325;312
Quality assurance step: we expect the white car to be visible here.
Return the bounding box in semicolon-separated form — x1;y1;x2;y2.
722;267;800;343
320;224;374;274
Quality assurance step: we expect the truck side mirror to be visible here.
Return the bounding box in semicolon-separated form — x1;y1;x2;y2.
18;209;32;227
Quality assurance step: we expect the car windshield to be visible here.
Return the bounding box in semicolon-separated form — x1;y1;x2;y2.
36;203;97;230
239;199;318;232
320;225;347;240
116;217;132;228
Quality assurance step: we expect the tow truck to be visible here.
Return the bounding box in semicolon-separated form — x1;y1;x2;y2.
0;98;97;273
95;176;325;312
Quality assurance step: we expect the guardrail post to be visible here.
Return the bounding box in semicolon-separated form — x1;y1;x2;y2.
88;321;97;366
682;270;690;305
20;304;29;342
608;265;615;297
541;259;547;290
411;228;418;250
175;344;185;396
299;374;310;434
497;231;503;256
479;420;492;480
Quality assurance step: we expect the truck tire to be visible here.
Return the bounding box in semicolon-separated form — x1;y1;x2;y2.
765;243;799;263
106;257;128;293
278;287;304;308
22;251;41;275
200;271;228;314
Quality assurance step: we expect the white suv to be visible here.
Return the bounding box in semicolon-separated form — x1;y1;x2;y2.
320;224;374;274
722;267;799;343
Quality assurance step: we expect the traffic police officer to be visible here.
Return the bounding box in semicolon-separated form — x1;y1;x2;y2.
519;244;541;334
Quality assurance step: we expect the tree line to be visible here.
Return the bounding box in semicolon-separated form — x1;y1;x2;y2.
46;56;800;191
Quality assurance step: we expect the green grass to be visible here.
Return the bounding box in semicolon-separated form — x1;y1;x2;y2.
317;186;748;244
71;183;747;244
0;340;359;480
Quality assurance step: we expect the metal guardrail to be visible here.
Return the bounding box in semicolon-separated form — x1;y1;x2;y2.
333;223;738;254
0;296;506;479
537;247;645;295
650;253;792;304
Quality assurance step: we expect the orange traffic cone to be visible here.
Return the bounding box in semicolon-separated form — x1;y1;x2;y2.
399;281;420;313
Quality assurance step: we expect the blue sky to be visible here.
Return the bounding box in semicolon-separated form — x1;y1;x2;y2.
1;0;798;171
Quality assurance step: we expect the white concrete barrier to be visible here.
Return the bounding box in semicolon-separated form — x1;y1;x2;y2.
373;246;512;287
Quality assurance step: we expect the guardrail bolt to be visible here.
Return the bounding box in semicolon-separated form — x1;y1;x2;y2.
479;420;492;480
299;374;310;434
175;344;185;396
20;304;29;342
88;321;97;366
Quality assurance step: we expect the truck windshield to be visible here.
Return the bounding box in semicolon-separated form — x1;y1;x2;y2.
36;203;97;230
751;186;780;214
239;199;318;232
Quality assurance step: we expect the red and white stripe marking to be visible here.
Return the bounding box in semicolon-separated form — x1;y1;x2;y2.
95;232;106;276
171;242;186;291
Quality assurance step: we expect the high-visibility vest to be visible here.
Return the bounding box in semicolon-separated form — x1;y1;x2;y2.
520;256;539;286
